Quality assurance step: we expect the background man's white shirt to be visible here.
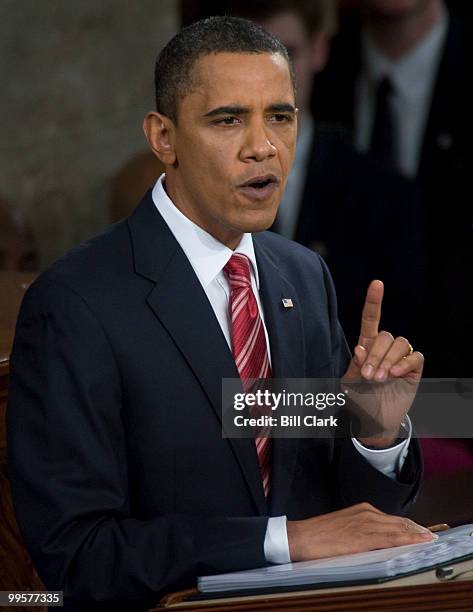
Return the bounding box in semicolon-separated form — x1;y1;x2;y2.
355;10;447;177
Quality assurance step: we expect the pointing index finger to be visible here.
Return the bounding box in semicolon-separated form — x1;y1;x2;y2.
358;280;384;348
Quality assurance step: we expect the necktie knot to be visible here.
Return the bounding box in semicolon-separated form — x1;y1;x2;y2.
223;253;252;290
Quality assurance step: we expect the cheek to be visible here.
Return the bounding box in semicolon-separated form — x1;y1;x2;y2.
278;132;297;165
202;146;235;182
194;155;235;206
181;144;226;185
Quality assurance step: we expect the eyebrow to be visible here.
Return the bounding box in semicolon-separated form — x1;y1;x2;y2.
203;103;296;118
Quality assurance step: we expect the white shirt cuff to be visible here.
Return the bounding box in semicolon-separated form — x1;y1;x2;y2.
264;417;412;564
352;416;412;479
264;515;290;564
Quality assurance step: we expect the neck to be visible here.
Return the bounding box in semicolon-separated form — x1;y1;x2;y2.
365;1;443;61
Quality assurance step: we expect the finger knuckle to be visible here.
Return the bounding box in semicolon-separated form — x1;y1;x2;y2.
386;531;405;544
357;502;374;511
366;353;382;365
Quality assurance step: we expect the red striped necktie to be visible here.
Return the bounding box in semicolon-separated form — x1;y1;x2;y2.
223;253;272;497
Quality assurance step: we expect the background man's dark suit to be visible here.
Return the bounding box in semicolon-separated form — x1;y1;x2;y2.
312;12;473;378
292;125;425;351
7;192;421;611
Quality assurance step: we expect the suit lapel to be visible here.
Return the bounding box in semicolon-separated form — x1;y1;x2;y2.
254;238;305;379
128;194;267;514
418;15;463;181
254;238;306;515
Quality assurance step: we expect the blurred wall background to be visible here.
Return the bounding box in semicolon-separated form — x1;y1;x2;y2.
1;0;177;267
2;0;469;269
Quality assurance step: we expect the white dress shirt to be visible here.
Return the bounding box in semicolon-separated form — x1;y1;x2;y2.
152;174;411;564
355;10;448;177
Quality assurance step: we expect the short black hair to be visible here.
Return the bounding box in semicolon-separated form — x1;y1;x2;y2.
154;16;295;123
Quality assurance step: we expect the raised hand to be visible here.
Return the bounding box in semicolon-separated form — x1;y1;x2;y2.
342;280;424;447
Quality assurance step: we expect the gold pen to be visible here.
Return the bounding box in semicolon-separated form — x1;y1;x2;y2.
427;523;450;533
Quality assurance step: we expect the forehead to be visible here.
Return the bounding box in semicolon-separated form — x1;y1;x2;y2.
183;52;294;111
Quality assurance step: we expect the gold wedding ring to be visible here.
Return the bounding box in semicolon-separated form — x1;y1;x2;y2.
402;341;414;359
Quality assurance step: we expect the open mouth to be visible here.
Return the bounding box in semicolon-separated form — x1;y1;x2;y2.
247;177;274;189
237;175;279;201
241;174;278;189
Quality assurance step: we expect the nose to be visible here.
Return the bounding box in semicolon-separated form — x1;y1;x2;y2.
240;119;277;162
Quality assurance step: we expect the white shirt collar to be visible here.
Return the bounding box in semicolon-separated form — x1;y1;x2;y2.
362;9;448;98
151;174;260;289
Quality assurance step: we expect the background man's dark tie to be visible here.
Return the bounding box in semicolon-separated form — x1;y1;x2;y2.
370;76;398;169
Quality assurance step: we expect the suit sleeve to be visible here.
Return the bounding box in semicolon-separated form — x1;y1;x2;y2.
318;255;423;516
7;278;267;606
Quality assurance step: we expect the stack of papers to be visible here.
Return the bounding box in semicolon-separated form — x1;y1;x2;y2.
199;524;473;594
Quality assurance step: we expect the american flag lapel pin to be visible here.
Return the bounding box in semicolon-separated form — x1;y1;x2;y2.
282;298;294;308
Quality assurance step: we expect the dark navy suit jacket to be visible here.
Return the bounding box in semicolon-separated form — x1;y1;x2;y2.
292;124;425;351
7;192;421;611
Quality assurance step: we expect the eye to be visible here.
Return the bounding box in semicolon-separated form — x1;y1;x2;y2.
268;113;294;123
213;116;241;126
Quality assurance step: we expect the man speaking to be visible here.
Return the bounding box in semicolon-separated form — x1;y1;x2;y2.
7;16;431;611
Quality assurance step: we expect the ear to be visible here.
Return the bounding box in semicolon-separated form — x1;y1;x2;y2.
142;112;177;166
310;32;331;74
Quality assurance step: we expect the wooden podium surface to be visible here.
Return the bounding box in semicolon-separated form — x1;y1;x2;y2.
0;272;46;612
154;560;473;611
0;272;35;461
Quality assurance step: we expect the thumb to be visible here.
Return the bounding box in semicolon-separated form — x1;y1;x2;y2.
343;345;368;380
354;344;368;367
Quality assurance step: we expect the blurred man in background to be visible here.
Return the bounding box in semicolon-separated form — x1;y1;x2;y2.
313;0;473;379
